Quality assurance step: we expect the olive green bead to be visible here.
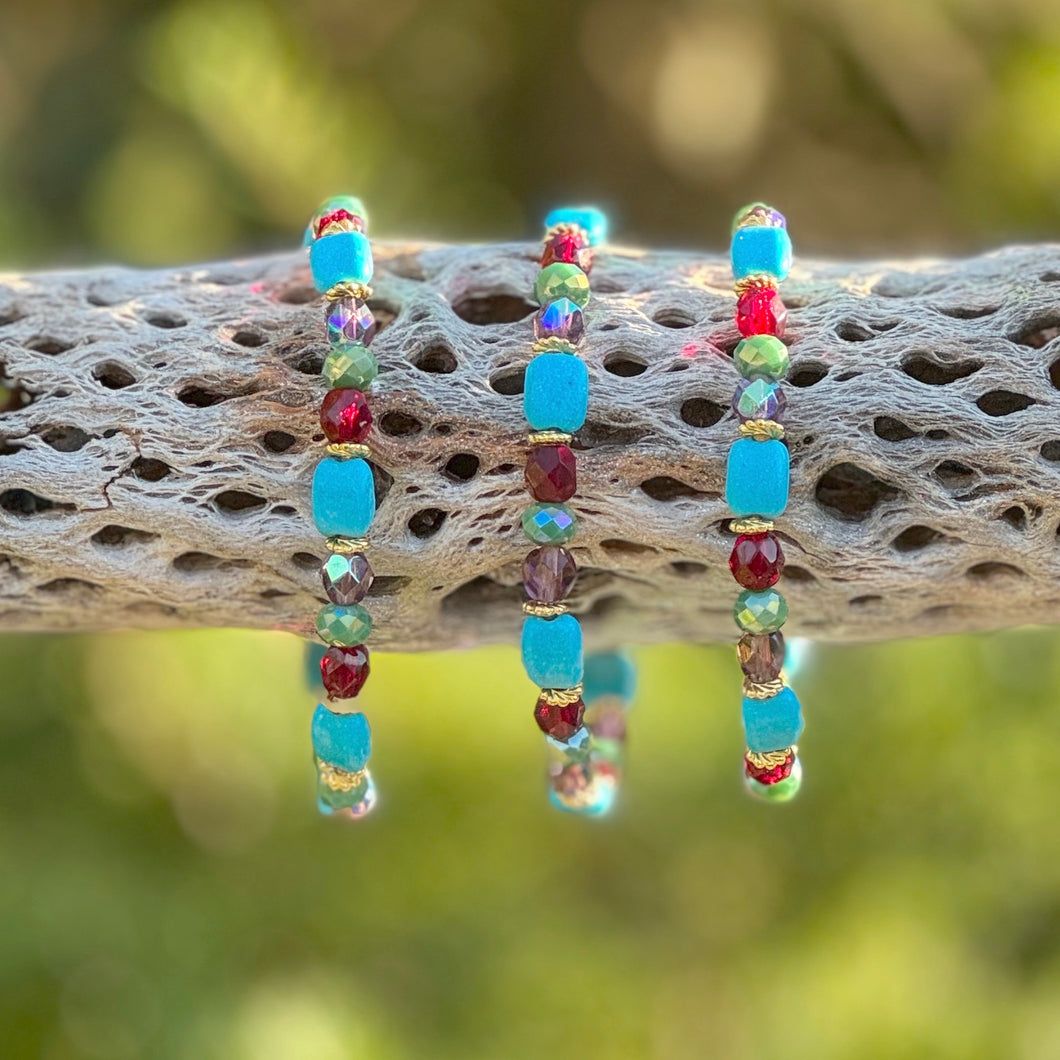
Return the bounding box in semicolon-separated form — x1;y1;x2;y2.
734;335;789;381
522;502;578;544
734;588;788;634
316;603;373;646
322;344;378;389
535;263;590;308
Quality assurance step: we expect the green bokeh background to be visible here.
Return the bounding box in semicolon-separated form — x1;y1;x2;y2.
3;1;1060;1057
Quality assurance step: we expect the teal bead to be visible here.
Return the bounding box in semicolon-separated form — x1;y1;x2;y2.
734;335;789;380
742;686;803;753
745;758;802;802
311;704;372;771
583;651;636;705
524;352;589;432
535;263;590;308
731;225;793;281
734;588;789;633
545;206;608;246
521;613;584;687
312;457;375;537
726;438;789;518
310;231;373;292
316;604;373;646
522;502;577;544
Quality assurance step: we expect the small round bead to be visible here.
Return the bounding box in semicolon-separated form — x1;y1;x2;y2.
734;588;788;633
734;335;789;381
534;694;585;742
525;444;577;503
326;298;376;348
322;345;378;389
320;644;370;699
316;603;373;646
729;532;785;590
533;297;585;344
320;388;372;444
736;285;787;338
535;263;590;308
744;756;801;802
737;632;785;683
733;378;786;422
321;552;374;605
523;546;577;603
522;502;578;545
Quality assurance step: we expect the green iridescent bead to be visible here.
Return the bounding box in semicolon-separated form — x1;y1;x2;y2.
745;758;802;802
734;335;789;381
316;603;373;646
522;502;578;544
322;344;378;389
535;263;590;308
734;588;788;633
731;202;786;235
316;768;373;813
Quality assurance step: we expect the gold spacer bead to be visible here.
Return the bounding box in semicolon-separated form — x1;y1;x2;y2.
318;218;361;237
739;419;785;441
523;601;569;618
316;759;368;792
729;516;775;534
745;747;794;769
528;429;573;446
326;442;371;460
743;678;786;700
533;338;578;355
325;281;372;302
733;273;777;296
540;685;584;706
544;222;589;241
326;535;369;554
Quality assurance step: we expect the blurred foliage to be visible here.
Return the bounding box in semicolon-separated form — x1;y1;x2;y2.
3;0;1060;1056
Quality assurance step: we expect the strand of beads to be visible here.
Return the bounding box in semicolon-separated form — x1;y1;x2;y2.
305;195;380;820
520;206;606;806
725;202;804;803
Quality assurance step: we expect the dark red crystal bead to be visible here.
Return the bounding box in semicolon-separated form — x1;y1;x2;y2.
736;285;787;338
320;645;370;699
525;444;577;503
320;389;372;444
729;532;784;590
541;230;592;273
315;208;364;237
535;694;586;742
744;751;795;785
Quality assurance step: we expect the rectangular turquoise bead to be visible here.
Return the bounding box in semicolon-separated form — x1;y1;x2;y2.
521;613;584;687
311;704;371;771
731;226;793;281
524;353;589;432
310;231;374;292
726;438;789;519
312;457;376;537
742;686;803;753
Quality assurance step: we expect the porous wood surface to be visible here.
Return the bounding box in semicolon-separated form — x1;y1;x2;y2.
1;241;1060;648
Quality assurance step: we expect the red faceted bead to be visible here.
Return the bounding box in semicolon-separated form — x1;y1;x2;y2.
541;230;592;273
729;532;784;590
315;208;364;238
736;285;787;338
535;694;585;742
525;444;577;503
745;751;795;785
320;389;372;444
320;645;370;699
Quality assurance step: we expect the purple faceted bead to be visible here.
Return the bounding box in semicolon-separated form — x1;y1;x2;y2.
523;546;577;603
533;297;585;344
732;378;786;422
321;552;374;605
326;297;376;348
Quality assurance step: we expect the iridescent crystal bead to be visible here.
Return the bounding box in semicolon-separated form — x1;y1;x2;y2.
322;344;378;389
523;546;577;602
316;767;372;813
734;335;789;381
535;263;590;308
326;297;376;348
321;552;373;605
533;298;585;344
737;632;785;683
731;201;787;234
734;588;788;633
733;378;786;422
548;762;618;816
317;770;377;818
522;502;577;544
316;603;372;646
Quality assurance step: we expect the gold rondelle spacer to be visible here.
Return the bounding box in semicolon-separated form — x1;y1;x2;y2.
544;222;589;242
318;217;361;237
532;338;578;355
316;759;368;792
733;273;777;295
528;430;573;446
326;442;371;460
743;678;787;700
325;281;372;302
739;419;785;441
729;516;775;534
540;685;584;707
326;535;369;554
523;601;569;618
745;747;794;769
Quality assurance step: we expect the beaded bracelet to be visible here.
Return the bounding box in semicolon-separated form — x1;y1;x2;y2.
303;195;382;820
519;206;607;806
725;202;805;802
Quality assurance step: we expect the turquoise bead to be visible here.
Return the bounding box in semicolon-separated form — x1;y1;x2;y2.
310;231;373;292
731;225;793;281
583;652;636;705
521;613;584;688
545;206;608;246
524;352;589;432
311;704;372;771
742;686;804;753
312;457;375;537
725;438;789;519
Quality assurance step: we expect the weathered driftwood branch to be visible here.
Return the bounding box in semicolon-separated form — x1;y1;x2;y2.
1;240;1059;649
